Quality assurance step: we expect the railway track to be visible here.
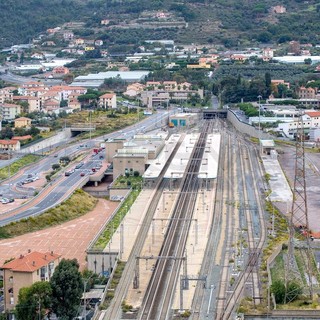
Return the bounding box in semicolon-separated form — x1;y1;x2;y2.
190;126;267;320
138;121;212;320
220;136;267;319
104;135;184;320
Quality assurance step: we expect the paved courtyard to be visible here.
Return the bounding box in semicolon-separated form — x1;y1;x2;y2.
0;199;117;269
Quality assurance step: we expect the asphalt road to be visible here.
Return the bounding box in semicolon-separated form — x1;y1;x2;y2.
0;111;172;225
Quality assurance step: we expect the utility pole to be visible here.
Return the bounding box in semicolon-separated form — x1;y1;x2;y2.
285;112;313;302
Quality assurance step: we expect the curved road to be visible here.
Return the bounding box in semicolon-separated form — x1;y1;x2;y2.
0;111;172;225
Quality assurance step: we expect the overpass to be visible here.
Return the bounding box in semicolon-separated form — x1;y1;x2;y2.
68;124;96;136
202;109;227;119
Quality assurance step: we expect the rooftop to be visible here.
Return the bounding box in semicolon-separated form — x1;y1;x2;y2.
2;251;60;272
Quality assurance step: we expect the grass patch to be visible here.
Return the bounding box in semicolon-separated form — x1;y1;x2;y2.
93;188;141;250
100;261;126;310
0;189;97;238
58;110;144;139
0;154;42;180
112;175;143;189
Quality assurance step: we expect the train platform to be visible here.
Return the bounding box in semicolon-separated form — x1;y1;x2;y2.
198;133;221;179
262;155;292;203
164;133;199;178
143;134;181;180
120;181;216;311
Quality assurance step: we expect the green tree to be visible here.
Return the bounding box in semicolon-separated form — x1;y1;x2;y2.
50;259;83;320
304;58;312;65
0;126;14;139
15;281;52;320
52;164;60;171
271;279;286;304
265;72;271;96
271;280;302;304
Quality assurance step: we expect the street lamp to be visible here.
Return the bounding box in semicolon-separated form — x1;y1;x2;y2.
257;95;262;140
257;95;262;154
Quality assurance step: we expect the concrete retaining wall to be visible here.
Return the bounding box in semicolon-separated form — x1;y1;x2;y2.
227;109;271;139
20;129;72;154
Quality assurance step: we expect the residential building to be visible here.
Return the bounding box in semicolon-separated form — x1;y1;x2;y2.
13;96;41;113
99;93;117;109
298;86;317;99
14;117;32;128
187;62;211;69
74;38;85;46
0;139;20;152
12;135;32;142
0;87;15;104
95;40;103;46
52;66;70;75
305;111;320;127
271;79;290;89
43;99;60;113
63;32;74;41
272;5;286;14
1;251;61;311
50;85;87;100
68;93;81;110
41;90;61;103
163;81;177;91
123;83;145;98
146;81;162;90
0;103;21;120
262;48;274;60
101;19;110;25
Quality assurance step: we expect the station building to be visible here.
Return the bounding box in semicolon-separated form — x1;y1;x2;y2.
169;113;198;127
107;135;165;178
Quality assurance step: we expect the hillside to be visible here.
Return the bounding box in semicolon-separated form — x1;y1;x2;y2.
0;0;94;48
0;0;319;48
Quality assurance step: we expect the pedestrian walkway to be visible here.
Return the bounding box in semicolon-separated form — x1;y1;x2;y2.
262;155;292;203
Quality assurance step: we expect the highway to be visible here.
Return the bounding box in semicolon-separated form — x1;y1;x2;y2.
0;111;172;225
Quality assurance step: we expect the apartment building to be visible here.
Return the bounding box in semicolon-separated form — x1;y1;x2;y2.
1;251;61;312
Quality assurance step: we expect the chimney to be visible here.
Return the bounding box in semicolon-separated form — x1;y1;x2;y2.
32;261;35;266
28;249;31;253
51;251;54;256
44;255;47;260
19;254;24;259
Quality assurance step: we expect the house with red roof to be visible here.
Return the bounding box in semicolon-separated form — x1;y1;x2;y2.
2;251;61;311
0;139;20;151
99;93;117;109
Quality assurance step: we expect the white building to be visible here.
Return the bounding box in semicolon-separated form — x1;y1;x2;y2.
0;103;21;120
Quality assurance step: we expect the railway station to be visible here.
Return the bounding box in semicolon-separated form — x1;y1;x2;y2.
164;133;199;189
142;133;181;187
198;132;221;189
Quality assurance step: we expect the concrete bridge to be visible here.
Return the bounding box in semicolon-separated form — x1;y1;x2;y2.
68;125;96;136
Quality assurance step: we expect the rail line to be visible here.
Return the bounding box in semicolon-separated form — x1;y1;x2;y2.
104;135;185;320
189;125;267;320
189;122;226;318
220;136;267;319
138;121;212;320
